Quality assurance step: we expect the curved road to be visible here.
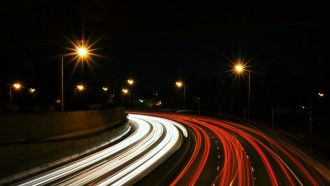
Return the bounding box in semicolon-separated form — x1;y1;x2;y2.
132;112;330;185
11;114;187;186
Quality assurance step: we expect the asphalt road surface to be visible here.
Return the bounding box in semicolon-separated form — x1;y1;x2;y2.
8;112;330;185
133;112;330;185
11;114;186;185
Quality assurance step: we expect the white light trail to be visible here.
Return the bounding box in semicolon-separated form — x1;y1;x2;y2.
13;114;187;186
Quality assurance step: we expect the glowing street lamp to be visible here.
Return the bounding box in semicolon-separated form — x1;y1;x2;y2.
76;84;85;91
127;79;134;86
102;87;108;92
74;84;85;99
29;88;36;94
318;92;325;97
176;81;183;88
9;82;22;112
77;47;88;57
126;79;135;104
13;83;21;90
233;62;251;122
176;81;186;109
61;42;91;112
122;88;129;105
235;64;244;73
122;88;129;95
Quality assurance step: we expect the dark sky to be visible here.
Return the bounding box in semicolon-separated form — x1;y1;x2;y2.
1;1;330;103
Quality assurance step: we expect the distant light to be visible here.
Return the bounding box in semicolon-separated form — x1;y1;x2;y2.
300;105;305;109
127;79;134;85
122;88;129;94
56;98;61;104
156;101;162;106
102;87;108;91
139;99;144;103
13;83;22;90
29;88;36;93
76;84;85;91
176;81;183;88
318;92;325;97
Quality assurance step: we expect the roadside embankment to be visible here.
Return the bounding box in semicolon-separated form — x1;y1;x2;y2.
0;108;128;180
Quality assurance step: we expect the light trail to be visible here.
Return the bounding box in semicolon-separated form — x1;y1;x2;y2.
131;112;330;185
11;114;187;186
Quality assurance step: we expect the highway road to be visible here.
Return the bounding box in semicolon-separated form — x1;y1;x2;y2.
10;114;187;186
7;112;330;185
132;112;330;185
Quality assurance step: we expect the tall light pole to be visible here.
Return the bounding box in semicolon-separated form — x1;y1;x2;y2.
127;79;134;104
61;57;64;112
234;64;251;122
122;88;129;105
176;81;185;109
9;82;22;112
61;45;89;112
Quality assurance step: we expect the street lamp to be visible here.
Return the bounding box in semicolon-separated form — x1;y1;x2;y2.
318;92;325;97
29;88;36;94
76;84;85;91
74;84;85;97
127;79;134;104
9;82;22;112
234;63;251;122
176;81;186;109
61;44;90;112
122;88;129;105
127;79;134;86
122;88;129;95
102;87;109;92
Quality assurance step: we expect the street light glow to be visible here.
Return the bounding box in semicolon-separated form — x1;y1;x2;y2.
13;83;22;90
102;87;108;91
67;39;98;65
176;81;183;88
76;84;85;91
127;79;134;85
77;47;88;57
122;88;129;94
61;37;100;112
231;57;252;122
318;92;325;97
235;64;244;73
29;88;36;93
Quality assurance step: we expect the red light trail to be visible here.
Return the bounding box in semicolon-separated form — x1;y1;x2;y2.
130;112;330;185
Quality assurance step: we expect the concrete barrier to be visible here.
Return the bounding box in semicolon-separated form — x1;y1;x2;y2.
0;123;131;185
0;108;127;180
0;108;126;141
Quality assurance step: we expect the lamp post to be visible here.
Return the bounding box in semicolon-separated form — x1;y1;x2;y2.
127;79;134;104
102;86;109;103
234;64;251;122
74;84;85;109
75;84;85;96
122;88;129;105
176;81;185;109
9;82;22;112
61;45;89;112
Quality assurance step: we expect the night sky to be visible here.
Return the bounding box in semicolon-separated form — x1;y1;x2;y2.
1;1;330;112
